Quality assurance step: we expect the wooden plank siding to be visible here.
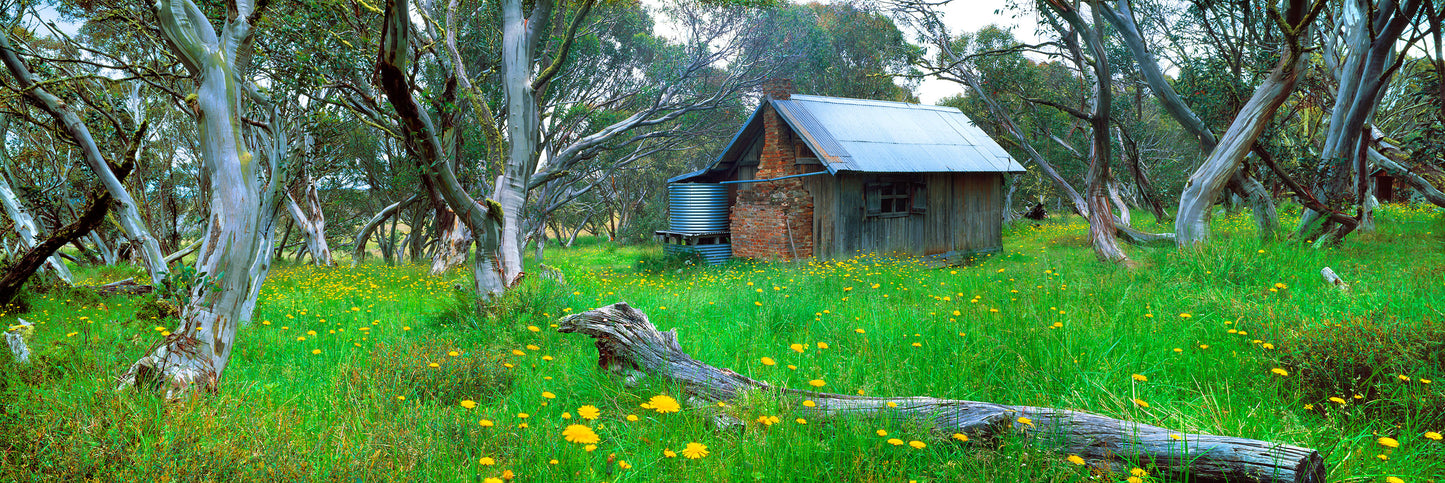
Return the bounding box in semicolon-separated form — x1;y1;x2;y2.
810;172;1003;260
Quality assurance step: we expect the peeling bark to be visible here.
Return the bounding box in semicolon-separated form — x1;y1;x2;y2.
559;303;1326;483
284;166;333;267
1173;0;1323;246
352;194;418;265
0;33;168;284
119;0;279;397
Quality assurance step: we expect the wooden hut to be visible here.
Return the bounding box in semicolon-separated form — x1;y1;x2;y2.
664;82;1025;263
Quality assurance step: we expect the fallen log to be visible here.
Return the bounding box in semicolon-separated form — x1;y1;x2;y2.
92;278;154;296
558;303;1324;483
5;318;32;364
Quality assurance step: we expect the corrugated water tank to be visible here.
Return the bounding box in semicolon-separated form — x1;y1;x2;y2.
659;183;731;265
668;183;729;233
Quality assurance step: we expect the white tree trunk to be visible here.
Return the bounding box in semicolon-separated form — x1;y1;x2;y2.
0;45;166;283
119;0;276;396
0;170;72;284
429;211;471;276
284;169;333;267
1175;8;1311;245
497;0;548;284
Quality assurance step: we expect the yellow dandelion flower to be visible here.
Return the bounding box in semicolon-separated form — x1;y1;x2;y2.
1330;397;1347;404
618;460;631;470
802;400;816;407
790;343;805;353
1262;343;1275;350
1398;374;1411;382
795;418;807;424
952;433;968;442
876;429;888;436
908;440;926;449
584;444;595;452
808;379;826;387
479;419;494;427
1132;374;1148;382
1131;468;1147;477
542;391;556;399
1272;368;1289;377
1170;434;1182;441
1066;454;1085;465
663;449;677;458
760;357;776;366
1378;437;1399;448
626;414;639;422
527;325;540;332
817;342;829;349
1132;399;1149;408
460;400;477;409
311;349;321;355
577;405;601;420
641;395;681;413
1127;477;1143;483
478;457;495;466
448;351;459;357
1386;477;1404;483
680;442;709;459
855;328;865;334
484;478;502;483
887;438;904;446
562;424;600;444
1017;417;1033;427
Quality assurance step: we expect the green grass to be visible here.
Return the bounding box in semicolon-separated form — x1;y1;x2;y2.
3;203;1444;482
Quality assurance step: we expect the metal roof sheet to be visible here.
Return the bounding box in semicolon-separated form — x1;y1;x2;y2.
773;95;1024;174
671;94;1024;183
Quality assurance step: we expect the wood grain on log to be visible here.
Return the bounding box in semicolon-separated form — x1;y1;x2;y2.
559;303;1325;483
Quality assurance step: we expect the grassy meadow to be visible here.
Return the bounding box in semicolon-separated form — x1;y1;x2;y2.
2;204;1444;482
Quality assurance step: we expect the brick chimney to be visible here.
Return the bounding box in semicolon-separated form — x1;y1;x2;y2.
762;78;793;101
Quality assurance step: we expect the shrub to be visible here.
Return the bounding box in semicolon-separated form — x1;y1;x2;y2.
1277;314;1445;426
347;336;514;405
633;248;704;273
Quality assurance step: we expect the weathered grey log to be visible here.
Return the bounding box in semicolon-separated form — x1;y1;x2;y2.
5;318;31;364
1320;267;1349;291
93;278;155;296
559;303;1325;483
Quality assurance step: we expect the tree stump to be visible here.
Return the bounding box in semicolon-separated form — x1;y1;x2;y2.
559;303;1325;483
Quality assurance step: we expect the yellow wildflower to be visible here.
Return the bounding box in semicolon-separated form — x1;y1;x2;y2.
460;400;477;409
577;405;600;420
887;438;903;446
1131;374;1147;382
562;424;599;444
1378;437;1399;448
680;442;709;459
641;395;681;413
1066;454;1085;465
908;440;925;449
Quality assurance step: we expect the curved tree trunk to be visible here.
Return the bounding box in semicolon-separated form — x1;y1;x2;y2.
352;194;418;265
0;160;72;284
0;36;167;284
119;0;279;397
1175;3;1314;245
377;0;507;296
559;303;1326;483
284;166;333;267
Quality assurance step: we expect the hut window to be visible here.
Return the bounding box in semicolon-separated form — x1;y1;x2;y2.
866;182;925;217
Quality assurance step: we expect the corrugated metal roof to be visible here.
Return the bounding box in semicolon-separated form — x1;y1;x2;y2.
773;95;1024;174
671;94;1023;183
